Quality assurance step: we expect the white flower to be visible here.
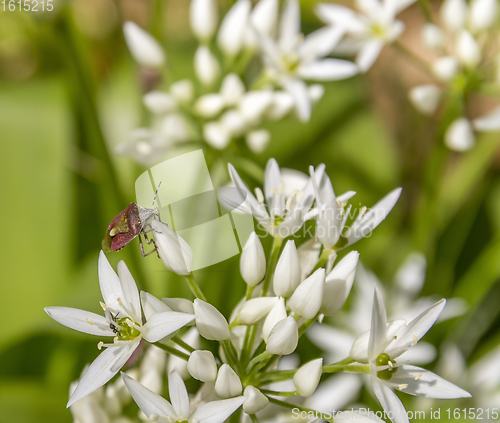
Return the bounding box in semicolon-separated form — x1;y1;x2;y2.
240;232;266;287
473;106;500;131
122;370;245;422
445;117;475;151
408;85;442;115
237;297;279;325
152;220;193;275
221;73;246;106
45;252;195;407
190;0;218;41
123;22;165;68
193;299;230;341
262;297;287;342
188;350;218;383
203;121;231;149
288;268;325;319
266;316;299;355
258;0;358;121
195;93;225;117
243;386;269;414
320;251;359;316
217;0;251;57
246;129;271;153
143;91;177;115
317;0;413;73
422;23;445;51
441;0;468;32
432;56;459;81
215;364;243;398
350;287;471;423
194;46;221;86
456;30;481;67
273;240;301;297
226;158;316;238
470;0;498;32
170;79;195;104
293;358;323;397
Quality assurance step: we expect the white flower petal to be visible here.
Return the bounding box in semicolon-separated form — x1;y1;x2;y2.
473;106;500;132
282;78;311;122
422;23;445;51
204;122;231;150
251;0;278;37
143;91;177;115
195;94;225;118
368;286;388;361
297;237;321;281
188;350;217;383
190;0;218;40
152;220;193;276
246;130;270;153
194;46;220;86
168;368;190;419
123;22;165;68
300;26;346;61
240;232;267;287
98;251;126;315
274;240;301;298
190;396;245;422
264;158;282;208
263;297;287;343
288;268;325;319
432;56;459;81
194;299;230;341
293;358;323;397
266;316;299;355
237;297;278;325
141;291;172;321
117;261;141;323
408;85;441;115
44;307;114;337
470;0;498;32
356;39;383;73
371;380;409;423
217;0;251;57
280;0;301;52
215;364;243;398
440;0;468;32
68;342;139;408
122;373;177;419
297;59;358;81
456;30;481;67
142;311;196;343
394;365;471;398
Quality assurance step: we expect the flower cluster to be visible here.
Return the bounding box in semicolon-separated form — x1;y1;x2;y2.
45;159;471;423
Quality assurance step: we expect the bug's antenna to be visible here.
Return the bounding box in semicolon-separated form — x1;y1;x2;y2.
152;181;162;209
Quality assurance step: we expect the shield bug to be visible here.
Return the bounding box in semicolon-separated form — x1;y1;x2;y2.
102;183;161;256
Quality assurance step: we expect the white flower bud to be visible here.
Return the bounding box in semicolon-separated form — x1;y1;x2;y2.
288;268;325;319
221;73;246;106
160;114;189;142
470;0;498;32
221;110;247;137
143;91;177;114
440;0;468;32
473;106;500;131
422;23;445;51
243;386;269;414
217;0;251;57
162;298;195;315
170;79;194;104
293;358;323;397
320;251;359;316
239;91;273;125
237;297;279;325
152;220;193;276
266;316;298;355
215;364;242;398
408;84;442;115
432;56;459;81
456;30;481;67
246;130;270;154
240;232;266;286
203;122;231;149
273;240;301;298
250;0;278;37
194;46;220;86
267;92;294;120
262;297;287;342
187;350;217;382
445;117;475;151
190;0;218;41
195;94;225;118
123;22;165;68
193;299;230;341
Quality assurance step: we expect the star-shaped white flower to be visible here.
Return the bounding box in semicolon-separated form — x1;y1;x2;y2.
256;0;358;121
122;369;246;422
350;286;471;423
316;0;415;72
45;251;196;407
225;158;317;238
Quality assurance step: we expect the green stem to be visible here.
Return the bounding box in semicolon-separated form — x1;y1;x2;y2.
262;237;283;296
246;352;272;374
260;389;297;397
249;414;260;423
184;273;207;301
222;339;242;375
172;336;195;353
310;248;334;274
267;398;335;423
418;0;434;22
153;342;190;361
322;364;370;374
246;285;255;301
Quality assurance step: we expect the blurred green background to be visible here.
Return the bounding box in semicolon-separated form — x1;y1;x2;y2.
1;0;499;421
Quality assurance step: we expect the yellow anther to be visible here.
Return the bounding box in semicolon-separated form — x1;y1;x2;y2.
388;361;394;371
86;318;94;325
399;384;409;390
413;335;418;345
255;187;265;204
414;373;423;380
97;341;104;350
100;302;108;311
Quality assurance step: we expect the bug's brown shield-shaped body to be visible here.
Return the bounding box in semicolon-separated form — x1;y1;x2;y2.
102;203;156;252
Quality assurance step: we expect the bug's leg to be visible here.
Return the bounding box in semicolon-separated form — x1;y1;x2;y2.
139;233;158;257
